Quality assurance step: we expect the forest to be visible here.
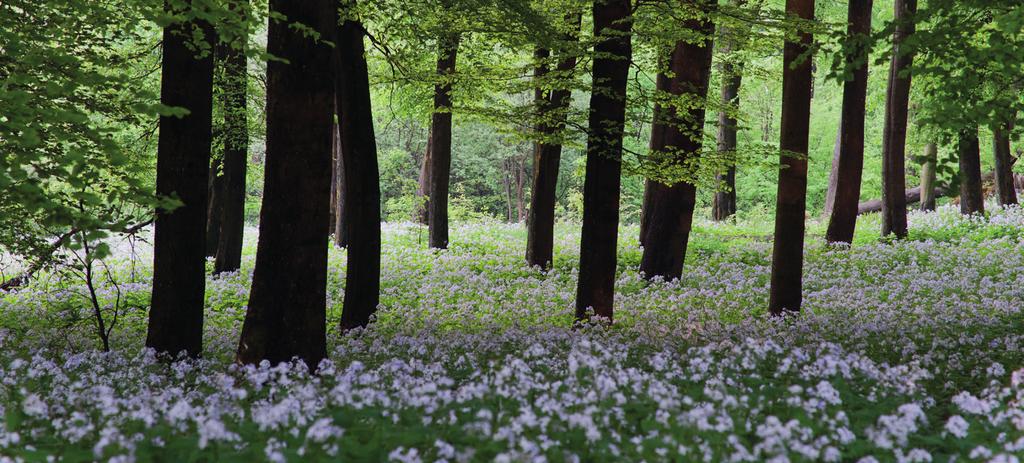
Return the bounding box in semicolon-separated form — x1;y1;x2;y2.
3;0;1024;460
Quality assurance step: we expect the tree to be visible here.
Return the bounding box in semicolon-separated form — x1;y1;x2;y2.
335;0;382;330
993;122;1017;206
958;127;984;215
711;0;747;222
919;142;937;211
639;1;717;281
213;2;249;274
205;156;224;257
824;0;872;244
236;0;334;368
145;0;215;357
575;0;632;323
639;71;670;248
332;120;350;247
525;14;582;269
426;34;460;249
767;0;813;316
880;0;917;239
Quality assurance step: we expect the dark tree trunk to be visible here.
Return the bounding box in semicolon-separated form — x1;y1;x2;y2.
958;128;985;215
768;0;814;316
416;133;431;224
427;34;459;249
333;122;350;247
329;121;338;231
575;0;632;323
825;0;872;244
823;122;841;217
639;71;670;248
919;142;937;211
880;0;916;238
993;124;1018;206
206;156;224;257
526;15;581;268
639;3;717;281
236;0;334;369
711;5;744;222
146;0;215;357
334;2;382;330
213;17;249;274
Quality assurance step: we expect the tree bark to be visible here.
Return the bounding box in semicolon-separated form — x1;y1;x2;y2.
416;133;431;225
958;127;984;215
575;0;632;323
993;124;1018;206
333;121;350;247
639;2;717;281
639;71;671;249
712;2;744;222
427;34;459;249
214;15;249;274
858;185;944;214
768;0;814;316
822;121;841;217
205;155;224;257
236;0;334;369
146;0;215;358
526;15;581;268
880;0;916;238
825;0;872;244
334;2;381;330
919;142;937;211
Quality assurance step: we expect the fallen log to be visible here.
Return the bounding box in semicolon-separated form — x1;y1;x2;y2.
857;186;947;215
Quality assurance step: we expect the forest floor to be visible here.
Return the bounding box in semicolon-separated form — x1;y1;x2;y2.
2;204;1024;462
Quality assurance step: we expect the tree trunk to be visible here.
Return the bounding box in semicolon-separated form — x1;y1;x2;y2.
712;3;744;222
575;0;632;323
993;124;1018;206
416;133;431;224
427;34;459;249
329;121;338;231
213;16;249;274
919;142;937;211
333;122;349;247
334;2;381;330
526;15;581;268
822;121;841;217
236;0;334;369
958;127;984;215
206;155;224;257
825;0;872;244
146;0;215;358
639;2;717;281
880;0;916;238
639;71;670;248
768;0;814;316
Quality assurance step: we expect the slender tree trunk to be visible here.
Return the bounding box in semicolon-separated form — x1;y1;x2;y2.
416;133;431;224
334;2;381;330
919;142;937;211
959;127;985;215
214;13;249;274
993;124;1018;206
639;2;717;281
822;122;841;217
526;15;581;268
427;34;459;249
206;155;224;257
768;0;814;316
880;0;916;238
639;71;670;248
825;0;872;244
236;0;334;368
146;0;215;357
329;121;338;230
333;122;350;247
711;1;744;222
575;0;632;323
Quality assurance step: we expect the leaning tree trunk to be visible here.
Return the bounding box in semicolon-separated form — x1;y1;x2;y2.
427;34;459;249
236;0;334;369
822;121;841;217
768;0;814;316
334;1;381;330
205;155;224;257
919;142;937;211
639;2;717;281
415;133;431;224
880;0;917;239
146;0;215;358
214;11;249;274
639;71;670;249
333;122;350;247
575;0;632;323
824;0;872;244
993;124;1018;206
958;128;984;216
525;15;581;269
